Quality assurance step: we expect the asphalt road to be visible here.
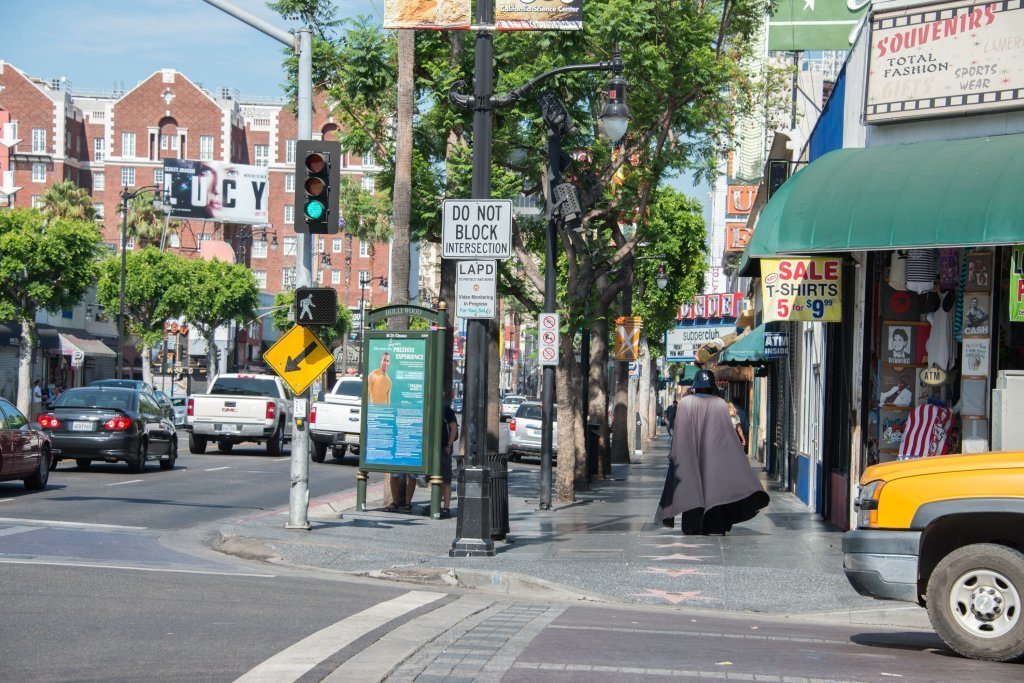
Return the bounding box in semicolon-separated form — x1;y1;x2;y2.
2;428;1019;682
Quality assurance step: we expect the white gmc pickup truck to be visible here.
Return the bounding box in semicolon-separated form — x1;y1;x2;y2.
186;374;293;456
309;377;362;462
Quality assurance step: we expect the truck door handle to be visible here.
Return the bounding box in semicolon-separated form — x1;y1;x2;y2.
225;401;236;407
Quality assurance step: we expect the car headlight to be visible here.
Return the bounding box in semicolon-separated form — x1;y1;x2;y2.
855;479;886;529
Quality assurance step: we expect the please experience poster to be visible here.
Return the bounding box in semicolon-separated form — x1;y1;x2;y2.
363;337;428;470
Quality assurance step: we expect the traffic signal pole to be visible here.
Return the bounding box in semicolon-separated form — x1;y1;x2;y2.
201;0;312;529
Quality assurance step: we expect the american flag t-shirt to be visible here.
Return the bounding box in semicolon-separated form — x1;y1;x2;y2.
898;403;952;460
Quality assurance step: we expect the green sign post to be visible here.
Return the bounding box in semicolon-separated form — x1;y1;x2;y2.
355;303;448;518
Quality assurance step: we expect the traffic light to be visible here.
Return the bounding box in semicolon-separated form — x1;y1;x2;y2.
295;140;341;234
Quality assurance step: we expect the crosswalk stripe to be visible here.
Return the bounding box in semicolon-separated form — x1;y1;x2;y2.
322;595;494;682
0;526;35;538
233;590;445;683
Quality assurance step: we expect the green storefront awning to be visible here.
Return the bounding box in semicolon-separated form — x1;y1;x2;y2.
717;325;767;366
746;134;1024;258
677;364;699;385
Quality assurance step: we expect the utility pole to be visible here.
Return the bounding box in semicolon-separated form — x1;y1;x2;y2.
201;0;312;530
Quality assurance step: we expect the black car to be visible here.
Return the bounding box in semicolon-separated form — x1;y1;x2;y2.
89;379;174;420
40;387;177;472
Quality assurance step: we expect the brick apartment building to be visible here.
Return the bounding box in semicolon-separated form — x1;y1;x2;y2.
0;60;392;390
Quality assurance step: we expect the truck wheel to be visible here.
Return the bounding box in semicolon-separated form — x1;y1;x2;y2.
189;433;207;454
311;441;327;463
217;440;233;454
266;423;284;457
926;543;1024;662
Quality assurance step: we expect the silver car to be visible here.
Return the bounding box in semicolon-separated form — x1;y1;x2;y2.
499;394;526;422
507;401;557;461
170;396;187;427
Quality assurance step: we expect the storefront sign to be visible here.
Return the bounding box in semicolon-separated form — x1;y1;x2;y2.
1011;246;1024;321
866;0;1024;123
665;325;736;362
678;293;743;320
496;0;583;31
920;365;947;386
362;336;428;470
163;159;269;224
769;0;869;51
726;222;753;252
762;258;843;322
764;331;790;358
383;1;471;30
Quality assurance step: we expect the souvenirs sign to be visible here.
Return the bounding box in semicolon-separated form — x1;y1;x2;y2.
761;258;843;322
866;0;1024;123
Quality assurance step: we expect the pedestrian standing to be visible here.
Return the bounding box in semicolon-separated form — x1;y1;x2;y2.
439;397;459;518
31;380;43;421
665;400;678;439
655;369;769;535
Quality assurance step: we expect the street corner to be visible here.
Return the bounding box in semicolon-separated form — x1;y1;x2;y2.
212;531;281;563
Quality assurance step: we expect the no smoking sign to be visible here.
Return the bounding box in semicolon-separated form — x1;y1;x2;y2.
538;313;559;366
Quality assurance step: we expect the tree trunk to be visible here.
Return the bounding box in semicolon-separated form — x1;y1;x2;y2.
389;28;415;331
486;316;500;457
556;327;586;501
440;257;457;400
17;319;35;415
627;365;638;456
611;280;633;464
205;330;219;383
589;315;611;479
141;343;154;387
646;354;659;440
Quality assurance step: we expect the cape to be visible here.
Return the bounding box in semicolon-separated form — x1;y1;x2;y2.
655;393;769;534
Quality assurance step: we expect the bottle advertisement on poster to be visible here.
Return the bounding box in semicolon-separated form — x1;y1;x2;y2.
761;257;843;322
363;337;428;469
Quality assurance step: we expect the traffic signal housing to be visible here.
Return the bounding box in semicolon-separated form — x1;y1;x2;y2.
296;140;341;234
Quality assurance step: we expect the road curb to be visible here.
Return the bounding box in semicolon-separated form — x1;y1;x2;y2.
356;566;612;603
308;481;386;518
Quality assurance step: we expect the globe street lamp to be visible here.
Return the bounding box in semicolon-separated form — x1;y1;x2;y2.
118;185;169;380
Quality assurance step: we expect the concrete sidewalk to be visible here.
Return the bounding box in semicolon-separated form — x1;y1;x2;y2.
213;435;931;630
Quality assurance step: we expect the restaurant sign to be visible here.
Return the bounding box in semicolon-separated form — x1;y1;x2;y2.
866;0;1024;123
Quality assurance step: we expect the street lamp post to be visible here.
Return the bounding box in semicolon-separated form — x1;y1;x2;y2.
448;11;627;548
357;273;388;369
117;185;168;380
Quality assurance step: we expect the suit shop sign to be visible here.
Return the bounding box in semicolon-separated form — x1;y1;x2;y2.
163;159;269;224
762;258;843;322
866;0;1024;123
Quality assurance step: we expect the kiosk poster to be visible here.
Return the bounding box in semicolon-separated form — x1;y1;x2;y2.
761;258;842;322
1011;246;1024;322
363;337;428;470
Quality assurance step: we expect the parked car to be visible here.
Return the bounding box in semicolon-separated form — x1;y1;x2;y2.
452;397;463;414
842;451;1024;662
89;379;174;420
309;377;362;463
186;373;292;455
169;396;187;427
507;401;557;461
499;394;526;422
41;386;177;473
0;398;51;490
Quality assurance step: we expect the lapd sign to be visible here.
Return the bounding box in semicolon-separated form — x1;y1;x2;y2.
442;199;513;260
455;260;497;319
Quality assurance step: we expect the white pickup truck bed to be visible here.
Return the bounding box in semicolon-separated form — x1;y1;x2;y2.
309;377;362;462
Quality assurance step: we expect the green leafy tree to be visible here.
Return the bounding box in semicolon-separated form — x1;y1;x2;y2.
0;209;103;413
96;248;190;386
174;258;260;378
38;180;97;221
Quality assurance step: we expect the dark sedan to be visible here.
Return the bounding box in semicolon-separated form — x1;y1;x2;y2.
41;387;177;473
0;398;50;490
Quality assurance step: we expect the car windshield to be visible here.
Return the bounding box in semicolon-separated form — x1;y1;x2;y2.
210;377;280;397
53;388;135;412
332;381;362;397
516;403;555;420
170;397;187;407
504;396;525;405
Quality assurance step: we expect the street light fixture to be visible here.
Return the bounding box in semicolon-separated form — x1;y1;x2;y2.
118;184;169;380
656;263;669;290
599;74;630;145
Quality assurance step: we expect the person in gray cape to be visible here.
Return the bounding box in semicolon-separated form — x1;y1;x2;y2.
655;369;769;535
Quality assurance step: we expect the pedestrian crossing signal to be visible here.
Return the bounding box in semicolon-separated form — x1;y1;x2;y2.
294;287;338;327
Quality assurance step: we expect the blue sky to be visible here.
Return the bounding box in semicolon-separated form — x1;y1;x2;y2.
4;0;708;217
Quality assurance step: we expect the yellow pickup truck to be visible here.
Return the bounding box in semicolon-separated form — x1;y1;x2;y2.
842;452;1024;662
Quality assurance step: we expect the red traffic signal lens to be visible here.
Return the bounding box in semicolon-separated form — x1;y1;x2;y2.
305;177;325;195
305;152;326;174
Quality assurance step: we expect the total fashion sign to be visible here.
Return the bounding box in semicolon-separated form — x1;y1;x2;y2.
678;293;743;321
866;0;1024;123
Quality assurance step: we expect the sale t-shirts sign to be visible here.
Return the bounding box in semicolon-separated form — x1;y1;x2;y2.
762;258;843;322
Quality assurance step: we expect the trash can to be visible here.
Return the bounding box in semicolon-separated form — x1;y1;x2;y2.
586;422;600;476
484;451;509;540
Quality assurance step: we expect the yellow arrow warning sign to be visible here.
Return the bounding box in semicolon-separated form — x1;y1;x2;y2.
263;325;334;395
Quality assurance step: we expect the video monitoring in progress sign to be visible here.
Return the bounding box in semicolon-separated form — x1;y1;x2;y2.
442;199;513;260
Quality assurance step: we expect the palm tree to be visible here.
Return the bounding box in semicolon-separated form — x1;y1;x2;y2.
38;180;96;221
390;28;414;326
123;191;164;246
